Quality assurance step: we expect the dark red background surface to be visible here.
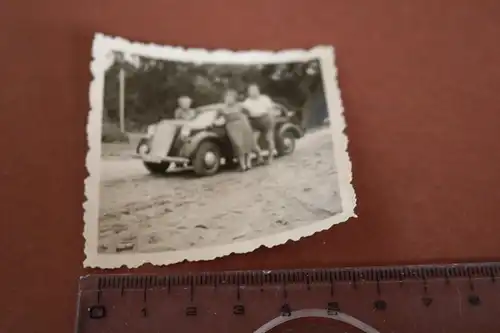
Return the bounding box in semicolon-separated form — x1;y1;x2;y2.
1;0;500;332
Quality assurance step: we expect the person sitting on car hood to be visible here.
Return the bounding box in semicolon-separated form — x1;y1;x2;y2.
174;96;197;121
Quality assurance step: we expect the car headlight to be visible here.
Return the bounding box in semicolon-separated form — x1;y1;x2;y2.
147;125;156;136
138;142;150;155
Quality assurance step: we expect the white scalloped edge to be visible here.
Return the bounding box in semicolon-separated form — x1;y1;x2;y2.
83;33;357;268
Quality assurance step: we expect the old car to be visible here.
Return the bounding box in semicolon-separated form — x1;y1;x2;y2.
136;102;304;177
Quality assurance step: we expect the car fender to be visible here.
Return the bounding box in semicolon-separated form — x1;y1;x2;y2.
277;122;304;139
180;131;221;158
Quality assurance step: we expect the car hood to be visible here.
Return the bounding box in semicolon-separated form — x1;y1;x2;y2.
154;110;218;131
188;110;218;129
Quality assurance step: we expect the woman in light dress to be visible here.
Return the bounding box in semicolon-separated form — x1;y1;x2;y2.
216;89;256;171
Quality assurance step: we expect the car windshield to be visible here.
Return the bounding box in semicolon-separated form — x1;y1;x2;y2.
186;105;221;129
174;102;285;130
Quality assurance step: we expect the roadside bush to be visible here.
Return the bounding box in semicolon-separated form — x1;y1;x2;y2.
102;122;129;143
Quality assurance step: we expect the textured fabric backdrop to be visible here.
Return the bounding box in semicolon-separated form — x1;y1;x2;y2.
1;1;500;332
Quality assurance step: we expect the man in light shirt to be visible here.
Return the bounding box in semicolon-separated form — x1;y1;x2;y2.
242;84;276;164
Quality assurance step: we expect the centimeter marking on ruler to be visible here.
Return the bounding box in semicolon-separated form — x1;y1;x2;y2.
80;262;500;318
83;262;500;291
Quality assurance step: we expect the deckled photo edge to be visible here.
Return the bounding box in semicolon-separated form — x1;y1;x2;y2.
83;33;356;268
319;47;357;219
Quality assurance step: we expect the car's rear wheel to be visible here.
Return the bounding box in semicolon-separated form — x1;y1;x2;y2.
193;141;222;176
143;161;170;175
276;130;296;156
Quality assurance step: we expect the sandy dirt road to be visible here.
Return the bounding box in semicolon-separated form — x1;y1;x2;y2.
98;128;342;253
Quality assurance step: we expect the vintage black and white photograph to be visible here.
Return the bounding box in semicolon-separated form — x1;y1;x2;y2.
84;34;356;267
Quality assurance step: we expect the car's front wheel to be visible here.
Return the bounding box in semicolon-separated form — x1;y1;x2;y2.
143;161;170;175
276;130;296;156
193;141;222;177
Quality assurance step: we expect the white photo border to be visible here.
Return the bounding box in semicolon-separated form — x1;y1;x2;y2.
84;33;357;268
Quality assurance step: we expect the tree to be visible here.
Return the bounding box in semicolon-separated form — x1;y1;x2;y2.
103;56;325;133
